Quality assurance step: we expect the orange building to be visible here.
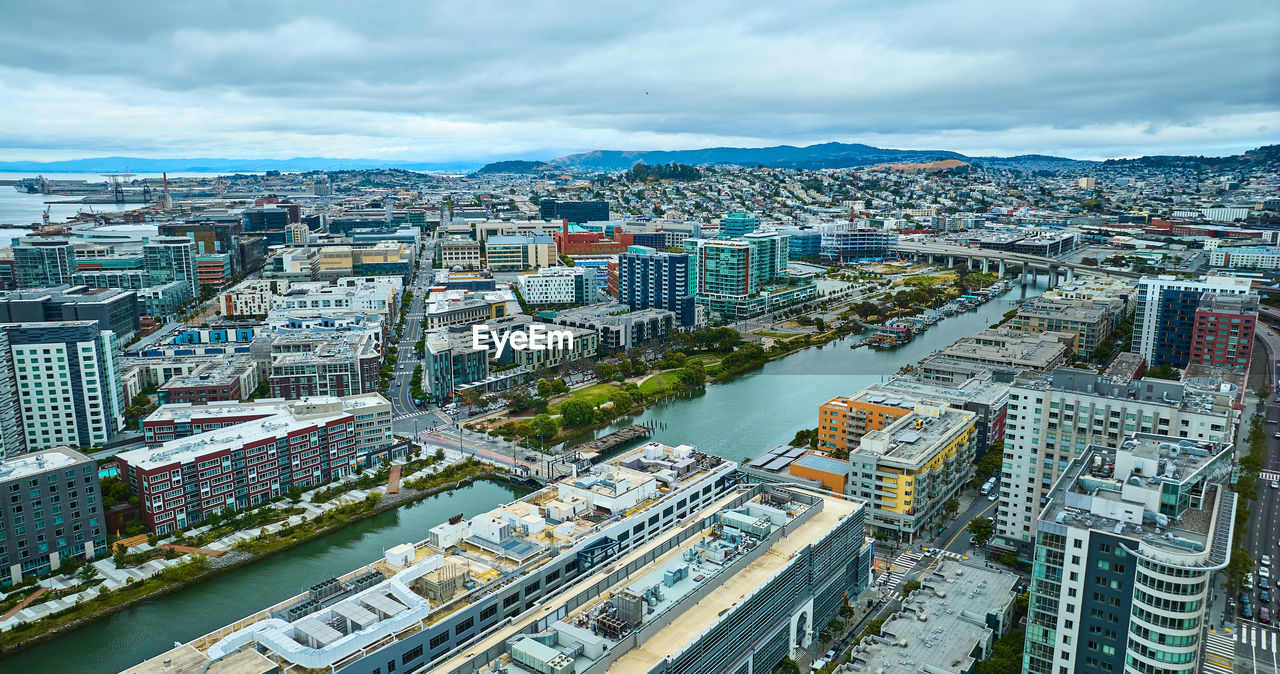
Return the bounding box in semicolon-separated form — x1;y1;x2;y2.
817;395;910;454
787;453;851;492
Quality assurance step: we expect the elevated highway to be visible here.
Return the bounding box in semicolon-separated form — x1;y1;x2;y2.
896;240;1141;286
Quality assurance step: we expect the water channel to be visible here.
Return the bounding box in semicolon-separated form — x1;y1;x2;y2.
8;279;1047;673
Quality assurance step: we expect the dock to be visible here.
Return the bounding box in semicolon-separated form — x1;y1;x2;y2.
571;425;654;457
386;464;402;495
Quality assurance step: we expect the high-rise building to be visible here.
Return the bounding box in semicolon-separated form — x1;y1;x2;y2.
11;238;75;288
996;369;1238;551
0;446;106;585
143;235;198;297
0;321;125;452
820;225;898;261
1188;292;1257;370
1023;433;1234;674
1132;275;1253;368
538;199;609;223
687;232;815;318
617;245;696;325
719;212;760;238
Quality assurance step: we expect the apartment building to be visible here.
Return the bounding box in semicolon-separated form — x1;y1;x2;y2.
515;267;598;305
0;284;142;342
1208;245;1280;270
156;356;260;405
0;321;125;452
617;245;696;326
1188;292;1258;370
220;278;291;317
922;327;1073;375
719;212;760;238
539;304;674;352
1008;298;1114;358
125;395;393;531
687;232;817;318
0;447;105;585
1132;275;1253;368
424;289;513;330
438;236;482;270
266;331;382;399
11;238;75;288
845;401;976;544
142;236;198;297
1023;433;1234;674
995;369;1239;552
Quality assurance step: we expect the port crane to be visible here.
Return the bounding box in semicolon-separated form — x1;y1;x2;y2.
100;171;135;204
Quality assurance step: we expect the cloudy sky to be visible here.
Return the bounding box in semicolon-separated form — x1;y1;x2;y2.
1;0;1277;163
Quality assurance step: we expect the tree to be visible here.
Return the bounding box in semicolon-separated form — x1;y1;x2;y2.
902;579;921;598
1145;364;1182;381
198;283;218;302
1259;385;1273;400
1225;549;1255;593
943;498;959;518
595;362;615;381
967;517;996;547
559;400;595;427
536;379;555;399
609;390;634;414
528;414;559;442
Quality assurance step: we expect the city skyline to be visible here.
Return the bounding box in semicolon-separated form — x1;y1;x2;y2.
1;0;1276;163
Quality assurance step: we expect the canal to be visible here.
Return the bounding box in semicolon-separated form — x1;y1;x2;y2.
12;279;1046;673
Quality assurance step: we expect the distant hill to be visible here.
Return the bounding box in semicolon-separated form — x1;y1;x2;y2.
873;159;970;173
1102;144;1280;169
546;142;1095;172
473;160;551;174
0;156;484;173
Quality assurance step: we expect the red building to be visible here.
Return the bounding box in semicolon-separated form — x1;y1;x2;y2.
120;400;359;533
1188;293;1258;370
553;220;634;255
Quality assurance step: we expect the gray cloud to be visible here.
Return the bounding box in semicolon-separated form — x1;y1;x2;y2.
0;0;1276;161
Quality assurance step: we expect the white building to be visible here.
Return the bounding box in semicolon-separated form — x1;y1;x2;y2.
439;237;482;270
220;278;291;317
1131;274;1252;367
1208;246;1280;270
995;369;1238;550
515;267;598;305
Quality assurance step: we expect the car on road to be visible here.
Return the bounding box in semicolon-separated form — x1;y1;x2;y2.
1262;589;1272;604
1246;573;1254;589
1270;419;1279;424
1263;607;1273;624
987;493;998;501
1262;566;1271;579
1272;481;1279;489
1266;555;1273;567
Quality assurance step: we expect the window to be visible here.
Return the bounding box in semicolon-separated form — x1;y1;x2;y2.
429;632;449;649
402;645;423;664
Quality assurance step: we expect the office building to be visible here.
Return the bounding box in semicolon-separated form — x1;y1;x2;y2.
136;281;194;323
539;304;674;351
777;227;823;260
1;321;125;451
820;225;898;262
195;253;233;287
1009;298;1115;358
262;247;318;281
922;327;1073;375
11;238;76;288
0;284;141;341
995;368;1239;551
719;212;760;238
1023;433;1234;674
425;288;514;330
1132;275;1253;368
617;246;696;326
128;443;872;674
275;280;401;326
438;236;482;270
241;207;291;245
0;446;105;586
118;396;382;533
485;234;555;271
844;401;975;543
1188;293;1258;370
539;199;609;223
471;315;600;372
143;236;198;297
516;267;598;306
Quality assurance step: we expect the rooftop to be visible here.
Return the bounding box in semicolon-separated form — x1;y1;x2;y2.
1015;368;1239;418
0;446;89;483
1040;433;1235;567
854;403;975;468
850;559;1018;674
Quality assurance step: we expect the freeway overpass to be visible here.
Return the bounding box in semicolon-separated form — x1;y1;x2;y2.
896;240;1141;286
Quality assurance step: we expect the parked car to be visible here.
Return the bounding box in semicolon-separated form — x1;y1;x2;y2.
1261;577;1270;591
988;493;998;501
1261;589;1271;604
1263;607;1272;624
1244;604;1255;619
1264;555;1272;567
1263;566;1272;579
1246;573;1255;589
1242;592;1253;606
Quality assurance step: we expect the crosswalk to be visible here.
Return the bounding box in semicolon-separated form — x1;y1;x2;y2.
1259;470;1280;482
878;550;926;601
1234;622;1279;652
394;410;438;420
1203;628;1235;674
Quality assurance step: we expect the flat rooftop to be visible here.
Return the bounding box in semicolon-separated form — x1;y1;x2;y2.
852;559;1018;674
855;404;975;467
0;446;88;483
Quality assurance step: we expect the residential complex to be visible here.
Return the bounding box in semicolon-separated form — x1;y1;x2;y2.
11;238;76;288
1132;275;1253;367
687;232;817;318
1023;433;1234;674
1208;245;1280;270
121;394;393;533
1187;292;1258;370
485;234;555;271
142;235;199;296
617;245;697;326
995;369;1239;551
539;199;609;222
0;446;106;586
0;321;125;453
515;266;598;305
0;284;142;341
719;211;760;238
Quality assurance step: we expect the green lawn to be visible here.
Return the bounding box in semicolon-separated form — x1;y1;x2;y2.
686;354;722;366
755;331;798;339
549;383;621;413
638;371;680;396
